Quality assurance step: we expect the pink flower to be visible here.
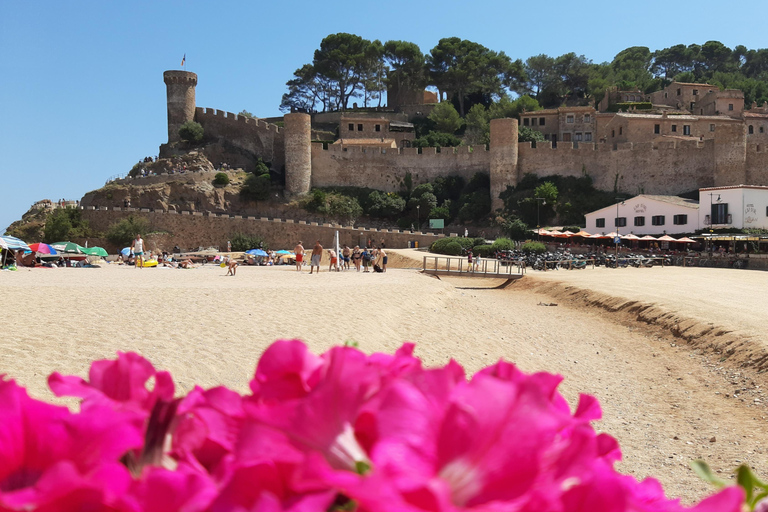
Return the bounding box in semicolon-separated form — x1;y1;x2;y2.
48;351;174;414
173;386;245;475
120;465;218;512
0;377;136;511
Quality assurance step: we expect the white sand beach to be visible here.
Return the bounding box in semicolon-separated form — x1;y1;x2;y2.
3;253;768;504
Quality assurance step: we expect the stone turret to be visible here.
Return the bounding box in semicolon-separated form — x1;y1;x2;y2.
284;113;312;197
164;70;197;144
490;118;519;210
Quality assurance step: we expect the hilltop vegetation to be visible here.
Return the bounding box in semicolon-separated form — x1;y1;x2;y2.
282;35;768;114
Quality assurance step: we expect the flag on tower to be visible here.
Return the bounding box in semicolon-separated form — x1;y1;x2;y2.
181;54;186;67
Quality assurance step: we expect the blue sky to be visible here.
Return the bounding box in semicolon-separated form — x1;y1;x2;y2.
2;0;765;233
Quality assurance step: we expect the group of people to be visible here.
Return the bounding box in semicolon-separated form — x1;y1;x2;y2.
293;241;388;274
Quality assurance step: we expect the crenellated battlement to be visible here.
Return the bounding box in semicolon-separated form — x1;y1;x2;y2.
311;142;488;157
518;139;707;155
163;70;197;86
195;108;282;133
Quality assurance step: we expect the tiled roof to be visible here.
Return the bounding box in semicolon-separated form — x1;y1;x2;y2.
701;185;768;191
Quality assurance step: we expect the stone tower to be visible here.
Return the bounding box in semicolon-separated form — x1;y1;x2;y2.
163;70;198;144
489;118;519;211
284;113;312;197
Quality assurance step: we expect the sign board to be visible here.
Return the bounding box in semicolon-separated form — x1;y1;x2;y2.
429;219;444;229
614;236;621;244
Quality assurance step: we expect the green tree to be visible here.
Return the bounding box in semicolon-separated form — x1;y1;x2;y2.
428;101;463;134
464;104;489;145
238;110;256;118
383;40;427;105
230;232;267;252
43;210;73;243
428;37;522;115
610;46;653;89
105;215;150;247
313;33;381;110
524;54;558;99
412;131;462;148
280;64;337;113
240;173;271;201
178;121;204;143
518;126;545;143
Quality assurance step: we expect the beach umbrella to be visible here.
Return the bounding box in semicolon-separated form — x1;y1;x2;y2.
246;249;268;257
121;247;132;257
82;246;108;257
0;238;7;250
51;241;85;254
676;237;696;243
0;235;30;251
275;250;291;254
29;242;58;255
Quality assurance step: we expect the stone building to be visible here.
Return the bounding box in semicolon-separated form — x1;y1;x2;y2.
338;116;415;148
519;106;597;144
649;81;717;111
599;87;647;112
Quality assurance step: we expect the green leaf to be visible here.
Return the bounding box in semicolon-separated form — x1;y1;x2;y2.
737;465;757;505
690;460;727;489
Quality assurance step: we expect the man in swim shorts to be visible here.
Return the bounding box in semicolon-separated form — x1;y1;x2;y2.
341;244;351;270
310;240;323;274
131;233;146;269
294;241;305;272
328;249;339;272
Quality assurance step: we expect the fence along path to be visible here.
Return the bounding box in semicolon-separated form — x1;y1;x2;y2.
421;255;525;281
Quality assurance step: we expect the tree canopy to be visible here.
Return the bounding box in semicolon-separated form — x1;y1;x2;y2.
282;36;768;114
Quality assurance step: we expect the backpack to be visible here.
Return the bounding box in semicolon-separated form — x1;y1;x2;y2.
363;252;371;262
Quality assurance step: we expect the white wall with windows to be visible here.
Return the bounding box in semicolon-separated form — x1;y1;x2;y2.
699;186;768;231
585;195;700;235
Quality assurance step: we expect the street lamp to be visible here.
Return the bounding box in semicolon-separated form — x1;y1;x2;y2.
615;197;625;261
416;205;421;231
535;197;546;241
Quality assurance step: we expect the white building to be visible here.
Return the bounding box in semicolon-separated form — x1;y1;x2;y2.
585;195;700;236
699;185;768;231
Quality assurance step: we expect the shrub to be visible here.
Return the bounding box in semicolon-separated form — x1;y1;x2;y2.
213;173;230;187
429;237;467;254
241;173;271;201
442;241;463;255
407;192;438;213
472;244;494;257
521;241;546;254
491;238;515;252
367;191;406;218
606;101;652;112
411;183;434;199
429;205;450;221
230;233;267;252
178;121;204;143
458;191;491;222
105;215;150;247
472;237;486;247
325;194;363;224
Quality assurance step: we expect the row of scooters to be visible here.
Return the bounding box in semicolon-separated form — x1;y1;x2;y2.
499;250;672;271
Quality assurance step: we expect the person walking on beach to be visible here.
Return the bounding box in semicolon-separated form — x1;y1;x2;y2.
352;246;362;272
131;234;146;269
310;240;323;274
328;249;339;272
377;246;388;272
294;241;305;272
341;245;351;270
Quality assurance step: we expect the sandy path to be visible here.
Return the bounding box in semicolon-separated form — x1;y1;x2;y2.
2;261;767;503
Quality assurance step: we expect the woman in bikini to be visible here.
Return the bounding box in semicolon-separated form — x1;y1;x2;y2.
351;245;363;272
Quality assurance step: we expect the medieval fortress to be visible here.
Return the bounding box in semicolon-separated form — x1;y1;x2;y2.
160;70;768;210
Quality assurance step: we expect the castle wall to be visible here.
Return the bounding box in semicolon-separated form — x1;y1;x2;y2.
746;145;768;185
194;108;285;172
518;140;715;195
79;208;443;252
310;144;491;191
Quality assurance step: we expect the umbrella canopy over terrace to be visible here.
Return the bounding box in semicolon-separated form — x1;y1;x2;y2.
639;235;658;241
676;237;696;243
657;235;677;242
